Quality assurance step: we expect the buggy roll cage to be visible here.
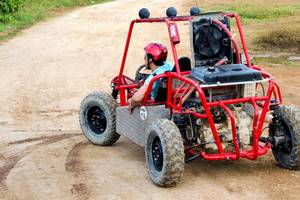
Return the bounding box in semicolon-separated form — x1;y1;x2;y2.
113;12;283;161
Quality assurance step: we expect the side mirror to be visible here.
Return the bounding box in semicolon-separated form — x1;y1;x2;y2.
169;23;180;45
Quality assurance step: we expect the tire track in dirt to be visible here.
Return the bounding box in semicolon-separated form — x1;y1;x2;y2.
8;133;81;146
65;142;89;176
65;142;90;199
0;151;28;200
70;183;89;200
0;154;23;188
0;153;5;160
0;154;23;200
0;133;82;191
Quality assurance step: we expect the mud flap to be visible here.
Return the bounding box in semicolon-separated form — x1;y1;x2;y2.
116;105;170;146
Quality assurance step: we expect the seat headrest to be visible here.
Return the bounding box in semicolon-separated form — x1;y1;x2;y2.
172;57;192;72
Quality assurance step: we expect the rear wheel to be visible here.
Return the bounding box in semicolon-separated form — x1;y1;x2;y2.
269;105;300;169
79;92;120;146
145;119;185;187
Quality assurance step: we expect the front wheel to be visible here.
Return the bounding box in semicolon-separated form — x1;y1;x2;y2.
269;105;300;169
79;92;120;146
145;119;185;187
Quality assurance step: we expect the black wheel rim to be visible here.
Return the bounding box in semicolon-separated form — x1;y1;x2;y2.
152;136;163;172
272;120;292;154
87;106;107;134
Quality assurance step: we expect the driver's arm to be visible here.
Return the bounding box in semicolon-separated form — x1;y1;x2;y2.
128;73;153;112
128;84;148;107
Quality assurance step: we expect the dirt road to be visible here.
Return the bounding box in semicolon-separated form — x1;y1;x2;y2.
0;0;300;199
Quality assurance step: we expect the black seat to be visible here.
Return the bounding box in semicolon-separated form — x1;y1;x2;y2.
172;57;192;72
154;78;168;102
155;57;192;102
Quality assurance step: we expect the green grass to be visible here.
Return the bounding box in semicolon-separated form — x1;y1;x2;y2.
253;55;300;67
218;1;300;24
254;25;300;51
0;0;111;41
253;55;290;65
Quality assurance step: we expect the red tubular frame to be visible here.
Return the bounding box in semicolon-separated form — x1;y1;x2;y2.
114;13;282;161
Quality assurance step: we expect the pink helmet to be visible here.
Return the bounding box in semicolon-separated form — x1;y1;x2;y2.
144;43;168;64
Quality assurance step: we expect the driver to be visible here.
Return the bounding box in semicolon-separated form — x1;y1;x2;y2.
128;43;172;112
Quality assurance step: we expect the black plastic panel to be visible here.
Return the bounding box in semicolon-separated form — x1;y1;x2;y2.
191;64;263;84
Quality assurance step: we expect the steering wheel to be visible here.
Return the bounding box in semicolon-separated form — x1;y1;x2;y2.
135;64;151;83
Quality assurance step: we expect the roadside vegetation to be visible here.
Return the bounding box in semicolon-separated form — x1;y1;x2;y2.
254;25;300;51
252;55;300;68
252;24;300;67
0;0;110;41
221;2;299;24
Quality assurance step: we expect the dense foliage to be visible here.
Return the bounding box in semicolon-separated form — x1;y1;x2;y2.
0;0;22;14
0;0;22;22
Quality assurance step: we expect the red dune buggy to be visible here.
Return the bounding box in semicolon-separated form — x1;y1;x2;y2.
79;7;300;187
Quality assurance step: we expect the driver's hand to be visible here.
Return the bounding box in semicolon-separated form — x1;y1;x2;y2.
128;98;134;114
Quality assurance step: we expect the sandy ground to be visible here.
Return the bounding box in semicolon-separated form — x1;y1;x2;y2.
0;0;300;199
